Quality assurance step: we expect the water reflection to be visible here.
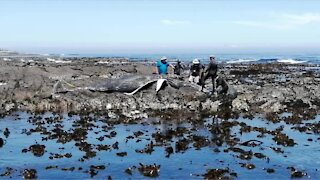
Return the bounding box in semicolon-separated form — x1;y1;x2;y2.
0;112;320;179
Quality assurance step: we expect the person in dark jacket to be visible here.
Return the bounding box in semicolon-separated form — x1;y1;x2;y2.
174;59;184;75
201;55;218;92
215;76;229;94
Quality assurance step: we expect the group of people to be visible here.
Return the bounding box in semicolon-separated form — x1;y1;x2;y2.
156;55;221;93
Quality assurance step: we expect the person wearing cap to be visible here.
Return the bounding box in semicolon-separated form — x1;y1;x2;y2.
156;56;174;74
174;59;184;75
201;55;218;92
189;58;204;84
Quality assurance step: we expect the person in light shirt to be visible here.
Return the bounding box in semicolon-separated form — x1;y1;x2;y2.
189;58;204;84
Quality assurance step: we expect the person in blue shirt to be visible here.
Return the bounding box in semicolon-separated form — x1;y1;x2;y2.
156;56;174;74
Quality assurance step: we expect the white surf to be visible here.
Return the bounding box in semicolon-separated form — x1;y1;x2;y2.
277;59;306;64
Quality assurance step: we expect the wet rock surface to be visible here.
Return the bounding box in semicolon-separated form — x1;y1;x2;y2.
0;58;319;118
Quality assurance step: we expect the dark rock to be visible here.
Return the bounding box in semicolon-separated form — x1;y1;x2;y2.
0;138;3;148
138;163;160;177
291;170;306;178
61;167;75;171
116;152;127;157
22;169;37;179
165;146;174;158
0;167;14;177
3;128;10;138
266;168;275;173
90;165;106;170
203;168;235;179
125;167;132;175
28;144;46;157
240;163;255;170
254;152;266;159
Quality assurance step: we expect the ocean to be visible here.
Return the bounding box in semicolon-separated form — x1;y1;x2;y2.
59;53;320;64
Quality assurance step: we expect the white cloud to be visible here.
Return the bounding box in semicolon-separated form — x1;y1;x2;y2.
234;13;320;29
283;13;320;24
160;19;191;26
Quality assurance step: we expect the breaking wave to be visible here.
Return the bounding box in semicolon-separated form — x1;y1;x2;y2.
276;58;307;64
226;59;258;64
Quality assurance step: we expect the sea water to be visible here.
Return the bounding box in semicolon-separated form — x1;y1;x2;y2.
59;53;320;64
0;112;320;179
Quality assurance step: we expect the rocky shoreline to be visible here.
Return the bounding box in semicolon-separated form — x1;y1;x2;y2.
1;56;320;179
1;57;320;119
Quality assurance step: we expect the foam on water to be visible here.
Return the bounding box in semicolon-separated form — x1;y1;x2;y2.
20;59;35;63
96;60;109;64
47;58;71;63
2;52;319;64
2;58;12;61
277;58;307;64
226;59;258;64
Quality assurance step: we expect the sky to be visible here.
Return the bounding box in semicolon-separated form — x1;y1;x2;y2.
0;0;320;54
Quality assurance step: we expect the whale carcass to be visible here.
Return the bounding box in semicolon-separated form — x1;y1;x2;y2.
53;75;236;98
89;75;178;95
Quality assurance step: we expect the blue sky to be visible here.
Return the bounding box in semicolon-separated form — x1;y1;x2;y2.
1;0;320;54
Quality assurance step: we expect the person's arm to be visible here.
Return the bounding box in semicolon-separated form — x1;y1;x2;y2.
166;63;173;74
204;64;210;73
156;62;160;74
200;64;205;74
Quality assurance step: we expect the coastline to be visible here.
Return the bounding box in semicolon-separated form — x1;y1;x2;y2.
0;56;319;120
1;55;320;179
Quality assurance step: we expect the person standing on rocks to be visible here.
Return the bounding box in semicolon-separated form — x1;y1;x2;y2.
189;59;204;84
174;59;184;75
201;55;218;92
156;56;174;74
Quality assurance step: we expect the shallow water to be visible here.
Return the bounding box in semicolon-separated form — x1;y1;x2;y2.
0;112;320;179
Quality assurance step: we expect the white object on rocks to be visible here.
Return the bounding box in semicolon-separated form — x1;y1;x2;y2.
201;99;221;112
232;98;249;112
124;79;168;96
156;79;166;92
108;112;119;119
106;103;112;110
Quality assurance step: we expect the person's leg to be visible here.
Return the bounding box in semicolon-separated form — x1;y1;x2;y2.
195;76;200;84
211;75;216;92
201;73;209;90
191;76;197;83
189;76;193;82
200;72;204;84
